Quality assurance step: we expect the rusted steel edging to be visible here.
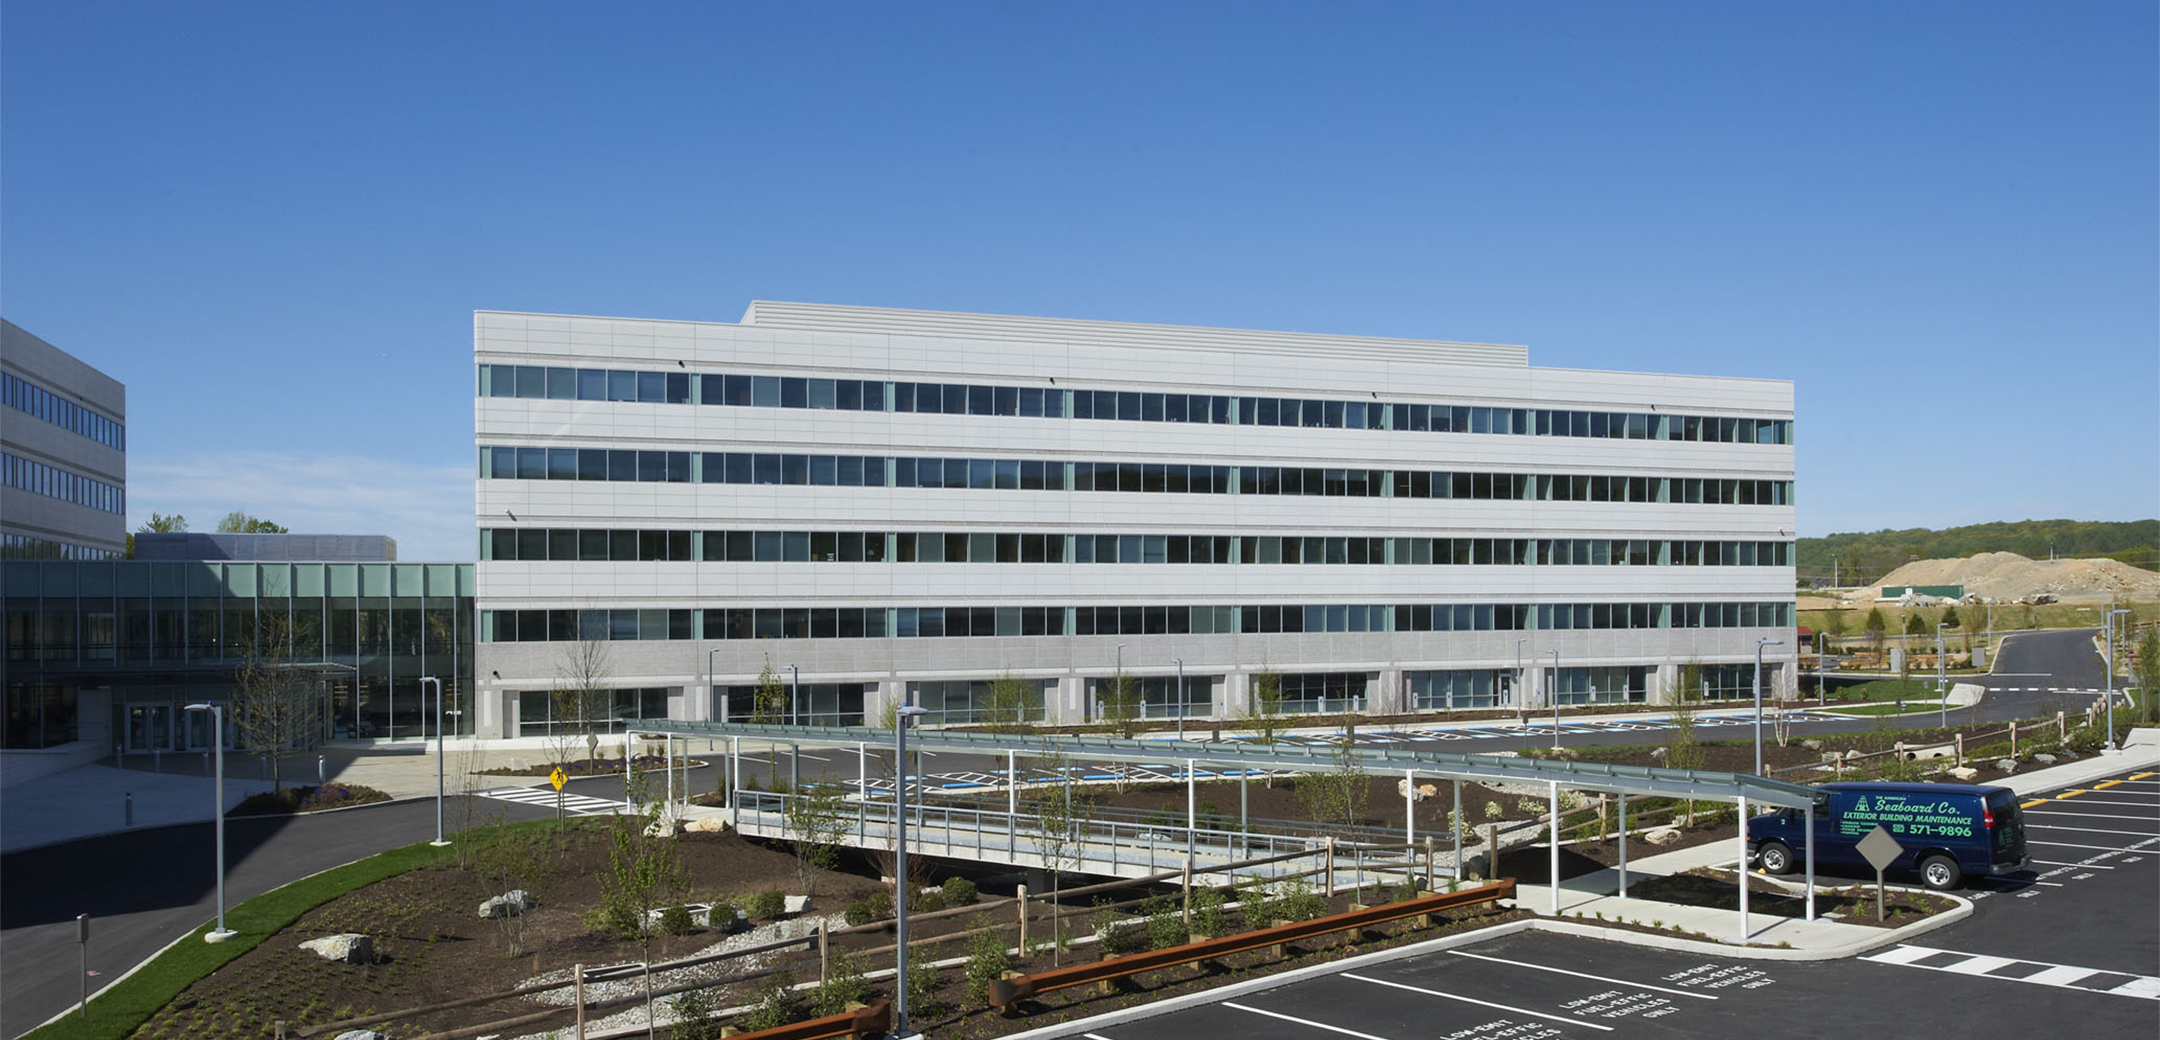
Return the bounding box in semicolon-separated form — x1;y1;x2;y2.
990;879;1516;1008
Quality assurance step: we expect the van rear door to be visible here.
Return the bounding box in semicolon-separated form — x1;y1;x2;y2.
1985;789;2026;867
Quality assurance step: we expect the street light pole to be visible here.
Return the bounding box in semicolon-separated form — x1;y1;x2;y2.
892;703;929;1036
1548;649;1561;749
1173;657;1185;741
1935;623;1948;729
707;647;724;723
420;676;449;847
2107;607;2130;750
1515;638;1526;723
183;703;237;942
787;664;799;726
1754;638;1784;775
1112;643;1125;724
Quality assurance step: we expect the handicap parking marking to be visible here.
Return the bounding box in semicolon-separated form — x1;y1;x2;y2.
1863;944;2160;1000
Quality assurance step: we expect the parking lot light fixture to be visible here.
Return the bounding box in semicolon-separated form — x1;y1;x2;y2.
1548;649;1561;749
892;703;930;1036
183;702;237;943
2107;607;2130;749
1754;638;1784;776
421;676;448;847
1936;623;1949;728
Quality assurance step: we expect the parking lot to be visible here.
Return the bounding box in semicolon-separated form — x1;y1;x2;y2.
1055;768;2160;1040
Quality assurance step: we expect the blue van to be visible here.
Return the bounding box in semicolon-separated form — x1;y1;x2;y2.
1746;782;2028;890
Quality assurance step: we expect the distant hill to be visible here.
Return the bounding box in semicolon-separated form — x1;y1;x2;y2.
1798;519;2158;586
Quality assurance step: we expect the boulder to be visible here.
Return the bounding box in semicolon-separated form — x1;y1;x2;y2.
1947;767;1979;782
334;1031;397;1040
682;816;730;834
479;890;538;919
1397;778;1427;802
1417;783;1439;799
644;815;680;839
300;934;374;964
1642;827;1683;847
1648;747;1669;762
1801;739;1822;751
784;894;811;915
507;757;530;772
2032;753;2058;766
1992;759;2016;772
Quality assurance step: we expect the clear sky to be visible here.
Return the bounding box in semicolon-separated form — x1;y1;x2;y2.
4;2;2153;561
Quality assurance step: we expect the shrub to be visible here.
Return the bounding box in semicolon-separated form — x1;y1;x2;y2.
749;889;788;918
1190;885;1229;937
668;989;723;1040
906;951;941;1017
809;950;868;1017
962;921;1014;1004
913;887;950;913
1392;879;1422;903
1237;880;1281;931
704;895;742;930
659;904;695;936
1096;920;1147;957
733;972;801;1033
1272;878;1327;924
1141;894;1187;950
939;876;979;907
843;891;893;926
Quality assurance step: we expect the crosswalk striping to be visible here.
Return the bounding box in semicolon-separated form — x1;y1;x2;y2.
1863;944;2160;999
477;785;631;816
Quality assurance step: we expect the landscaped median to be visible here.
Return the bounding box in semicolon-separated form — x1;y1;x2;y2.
21;837;461;1040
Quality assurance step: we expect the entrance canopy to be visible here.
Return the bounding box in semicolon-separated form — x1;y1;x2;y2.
625;719;1817;809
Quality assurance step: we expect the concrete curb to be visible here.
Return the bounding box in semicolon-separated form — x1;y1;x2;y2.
1525;891;1976;961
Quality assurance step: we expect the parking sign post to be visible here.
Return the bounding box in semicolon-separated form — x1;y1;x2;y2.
1857;825;1905;922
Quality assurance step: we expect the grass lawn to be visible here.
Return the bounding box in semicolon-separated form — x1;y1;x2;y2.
1832;679;1942;703
1817;702;1944;717
21;836;473;1040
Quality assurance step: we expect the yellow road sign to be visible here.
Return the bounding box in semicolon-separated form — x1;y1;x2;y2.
549;767;568;791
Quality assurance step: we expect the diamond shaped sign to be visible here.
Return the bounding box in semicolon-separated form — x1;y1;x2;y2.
549;766;568;792
1856;824;1904;872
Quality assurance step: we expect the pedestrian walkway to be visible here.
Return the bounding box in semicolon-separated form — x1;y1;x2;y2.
0;763;272;853
474;785;635;818
1861;943;2160;999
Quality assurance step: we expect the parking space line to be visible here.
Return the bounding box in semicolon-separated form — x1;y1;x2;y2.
2027;839;2152;854
1082;1033;1119;1040
1443;950;1716;998
2027;824;2160;837
2034;859;2115;868
2021;799;2050;808
1222;1001;1398;1040
2025;810;2160;822
1339;972;1616;1030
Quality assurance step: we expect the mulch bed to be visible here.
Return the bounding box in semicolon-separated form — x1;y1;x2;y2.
229;783;392;817
1623;867;1957;927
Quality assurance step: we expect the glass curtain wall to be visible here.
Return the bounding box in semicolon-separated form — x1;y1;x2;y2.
1549;666;1650;705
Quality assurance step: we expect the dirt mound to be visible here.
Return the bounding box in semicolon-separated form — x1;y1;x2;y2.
1865;552;2160;602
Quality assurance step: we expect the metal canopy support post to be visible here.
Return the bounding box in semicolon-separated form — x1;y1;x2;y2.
1548;780;1560;916
1240;769;1250;859
1735;795;1750;942
1452;781;1464;881
728;737;740;827
790;743;799;792
1804;799;1816;921
1616;792;1629;898
1186;758;1197;859
1008;749;1018;818
857;742;868;837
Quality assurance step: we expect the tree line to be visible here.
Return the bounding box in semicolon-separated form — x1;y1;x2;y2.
1797;518;2158;585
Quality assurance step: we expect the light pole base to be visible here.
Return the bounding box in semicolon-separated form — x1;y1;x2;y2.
429;839;453;847
204;929;238;944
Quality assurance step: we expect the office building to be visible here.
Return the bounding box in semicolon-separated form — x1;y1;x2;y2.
2;319;126;562
472;302;1796;739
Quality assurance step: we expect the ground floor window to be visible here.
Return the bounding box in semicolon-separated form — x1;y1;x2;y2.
4;680;77;748
721;682;869;726
1550;666;1648;705
907;679;1049;726
1267;671;1370;714
1086;675;1216;720
516;687;671;738
1408;669;1512;710
1693;664;1761;700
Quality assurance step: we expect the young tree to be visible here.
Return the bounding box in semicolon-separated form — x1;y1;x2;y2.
214;511;288;534
2133;627;2160;726
1863;607;1888;655
598;775;690;1032
752;658;788;786
1904;611;1931;636
549;639;614;770
1293;733;1369;829
1940;605;1962;630
1676;658;1705;703
983;671;1037;733
1026;739;1094;966
231;614;313;792
782;780;851;896
1666;698;1705;824
1242;666;1287;787
1097;673;1142;738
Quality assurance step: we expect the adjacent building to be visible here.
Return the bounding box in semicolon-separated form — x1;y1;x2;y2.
2;319;126;562
471;302;1797;740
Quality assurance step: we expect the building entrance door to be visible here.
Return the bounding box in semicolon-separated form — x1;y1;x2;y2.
126;704;173;752
184;707;219;751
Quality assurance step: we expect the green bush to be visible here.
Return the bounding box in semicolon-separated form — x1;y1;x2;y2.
1392;879;1422;903
668;989;724;1040
704;895;742;931
843;891;893;926
733;973;801;1033
906;951;941;1017
749;889;788;918
809;951;869;1017
1190;885;1229;937
659;904;695;936
962;922;1014;1005
1096;920;1147;957
913;887;950;913
2066;722;2109;753
1141;894;1187;949
1237;880;1280;931
939;876;979;907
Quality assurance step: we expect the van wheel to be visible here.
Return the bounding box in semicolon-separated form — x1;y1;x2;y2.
1920;854;1963;890
1758;841;1794;875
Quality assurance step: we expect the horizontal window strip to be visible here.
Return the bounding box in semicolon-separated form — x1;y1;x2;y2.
475;446;1793;506
2;452;125;514
476;600;1796;643
2;372;125;450
477;363;1792;446
477;528;1793;567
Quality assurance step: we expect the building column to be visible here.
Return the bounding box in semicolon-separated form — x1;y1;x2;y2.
1373;669;1406;714
1651;663;1681;706
1222;671;1252;719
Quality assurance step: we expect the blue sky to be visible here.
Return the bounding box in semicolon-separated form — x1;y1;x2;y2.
4;2;2153;561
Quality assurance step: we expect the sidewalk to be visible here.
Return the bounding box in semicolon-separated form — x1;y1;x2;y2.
0;764;274;853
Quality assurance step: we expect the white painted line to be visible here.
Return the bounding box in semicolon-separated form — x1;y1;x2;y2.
2024;965;2100;987
2033;860;2115;869
1864;945;1939;965
2025;810;2160;822
2027;825;2160;838
1444;950;1716;999
2109;977;2160;999
2025;840;2148;854
1943;955;2020;975
1083;1033;1120;1040
1339;972;1616;1030
1222;1001;1398;1040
